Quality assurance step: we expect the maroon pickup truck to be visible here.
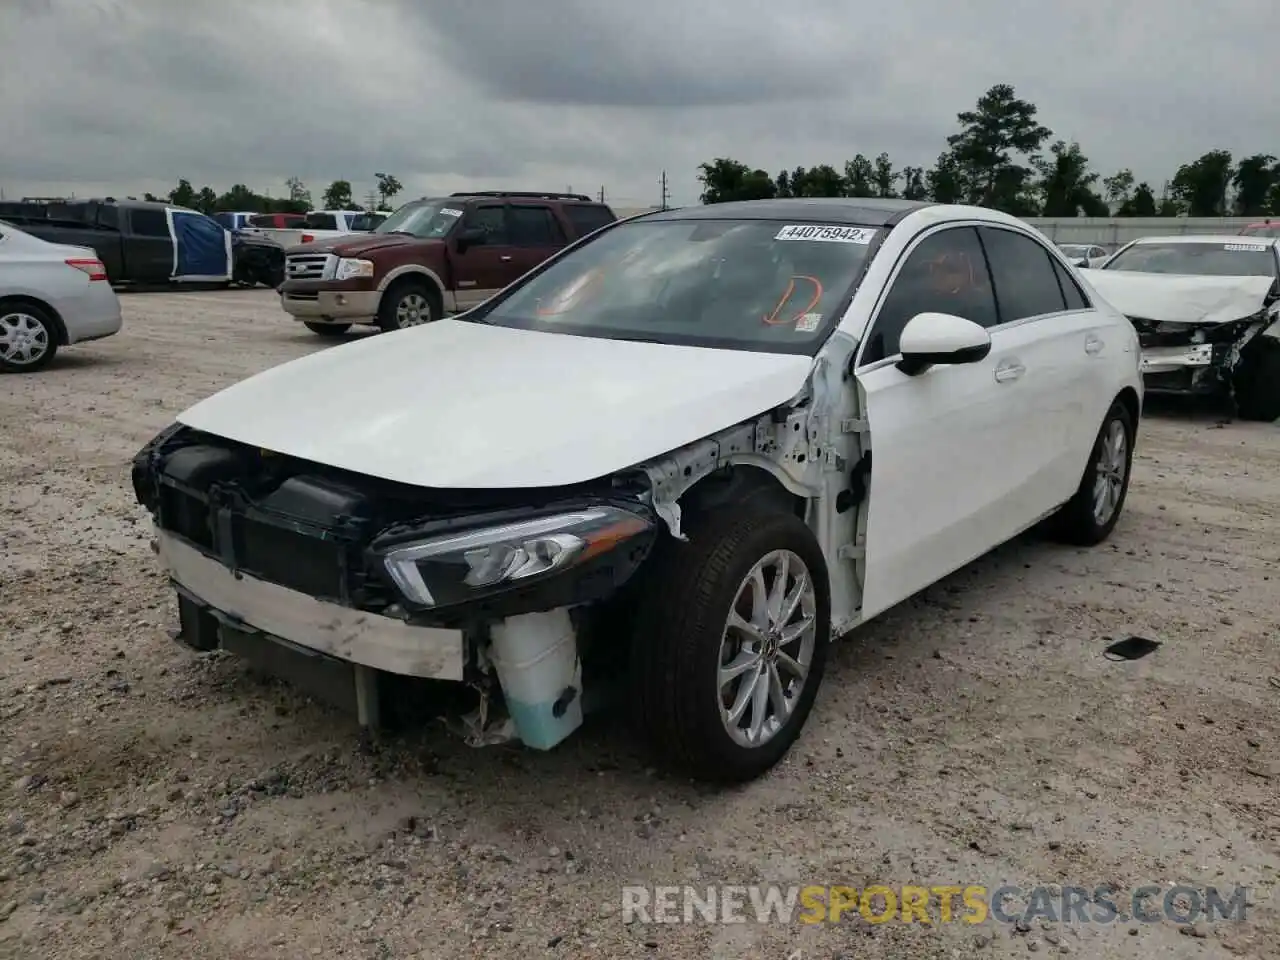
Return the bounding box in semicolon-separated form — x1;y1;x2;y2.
278;191;617;336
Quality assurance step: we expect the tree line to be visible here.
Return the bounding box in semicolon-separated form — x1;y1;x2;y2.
697;84;1280;218
133;173;405;214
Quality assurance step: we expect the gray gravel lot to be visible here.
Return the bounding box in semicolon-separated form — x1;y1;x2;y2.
1;289;1278;959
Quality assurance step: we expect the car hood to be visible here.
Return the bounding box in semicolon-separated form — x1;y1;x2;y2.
1086;270;1275;325
176;320;815;489
291;233;439;257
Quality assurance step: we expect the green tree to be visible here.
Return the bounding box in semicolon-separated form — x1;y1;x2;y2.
1102;169;1135;211
322;179;354;209
374;172;403;209
142;192;161;202
900;166;927;200
774;170;792;198
1170;150;1233;216
797;164;844;197
216;183;266;212
1036;141;1107;217
167;178;197;208
285;176;312;209
195;187;218;214
843;155;874;197
926;152;963;204
1231;154;1276;215
1127;182;1157;216
945;83;1051;213
696;159;775;203
871;153;898;198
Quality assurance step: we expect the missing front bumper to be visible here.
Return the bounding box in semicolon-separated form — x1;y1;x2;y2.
158;531;467;680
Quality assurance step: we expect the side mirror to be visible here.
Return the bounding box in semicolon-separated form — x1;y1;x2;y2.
1074;258;1089;268
454;226;487;252
896;312;992;376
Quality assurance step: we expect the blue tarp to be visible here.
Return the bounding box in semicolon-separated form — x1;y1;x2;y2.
168;208;232;281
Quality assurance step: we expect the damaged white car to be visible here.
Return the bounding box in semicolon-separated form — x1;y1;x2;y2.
132;199;1143;782
1087;235;1280;421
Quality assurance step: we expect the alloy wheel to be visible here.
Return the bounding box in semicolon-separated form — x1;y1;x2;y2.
395;293;432;327
717;549;818;748
1092;418;1128;525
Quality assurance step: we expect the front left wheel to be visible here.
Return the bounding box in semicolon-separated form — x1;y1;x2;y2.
628;506;831;783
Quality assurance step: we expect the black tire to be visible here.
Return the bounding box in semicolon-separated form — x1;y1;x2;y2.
628;506;831;783
1233;336;1280;422
304;322;352;338
1047;399;1135;545
376;279;440;332
0;300;60;373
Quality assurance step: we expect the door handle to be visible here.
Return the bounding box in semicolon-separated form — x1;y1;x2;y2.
994;360;1025;383
1085;334;1105;355
499;255;513;262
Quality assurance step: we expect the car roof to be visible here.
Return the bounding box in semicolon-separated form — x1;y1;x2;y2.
1126;234;1280;248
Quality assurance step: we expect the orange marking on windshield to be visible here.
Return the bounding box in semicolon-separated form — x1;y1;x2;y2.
763;275;823;325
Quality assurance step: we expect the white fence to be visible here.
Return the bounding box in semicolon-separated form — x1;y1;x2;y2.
1001;217;1263;249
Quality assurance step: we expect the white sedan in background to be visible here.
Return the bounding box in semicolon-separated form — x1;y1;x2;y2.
0;219;122;373
132;198;1143;782
1057;243;1110;268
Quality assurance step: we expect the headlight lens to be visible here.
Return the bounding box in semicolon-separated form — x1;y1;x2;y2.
334;257;374;280
379;506;652;608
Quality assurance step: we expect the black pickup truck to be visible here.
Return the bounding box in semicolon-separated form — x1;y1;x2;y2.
0;198;281;287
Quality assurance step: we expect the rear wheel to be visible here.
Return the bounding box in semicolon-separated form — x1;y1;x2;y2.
628;506;830;783
0;302;59;373
304;322;352;338
1047;399;1135;545
377;279;440;332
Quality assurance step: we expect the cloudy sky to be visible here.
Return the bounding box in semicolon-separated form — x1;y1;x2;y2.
1;0;1273;209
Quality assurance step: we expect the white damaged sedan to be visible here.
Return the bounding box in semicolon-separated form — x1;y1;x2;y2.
132;199;1143;782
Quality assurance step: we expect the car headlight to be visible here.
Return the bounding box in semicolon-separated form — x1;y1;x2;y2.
334;257;374;280
378;505;654;608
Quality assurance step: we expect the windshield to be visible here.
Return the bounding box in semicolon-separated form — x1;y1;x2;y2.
1102;241;1277;278
349;213;387;231
1058;244;1089;257
373;201;463;239
469;218;879;354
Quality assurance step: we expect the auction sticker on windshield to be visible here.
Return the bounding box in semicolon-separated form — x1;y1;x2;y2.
775;225;877;244
441;208;464;218
1223;243;1268;252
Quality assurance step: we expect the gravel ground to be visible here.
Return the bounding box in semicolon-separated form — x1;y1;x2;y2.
1;289;1278;960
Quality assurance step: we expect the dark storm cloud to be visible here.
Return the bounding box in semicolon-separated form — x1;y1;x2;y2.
1;0;1276;207
408;0;865;107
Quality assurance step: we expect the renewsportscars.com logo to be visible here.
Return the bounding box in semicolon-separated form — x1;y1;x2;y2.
620;884;1249;926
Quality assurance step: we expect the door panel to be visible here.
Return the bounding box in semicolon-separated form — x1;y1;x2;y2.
450;204;512;307
504;204;566;280
858;337;1038;621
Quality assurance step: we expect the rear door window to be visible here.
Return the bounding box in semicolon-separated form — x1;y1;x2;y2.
1051;257;1090;310
564;204;616;238
977;227;1068;323
130;209;171;237
304;213;339;230
507;205;563;246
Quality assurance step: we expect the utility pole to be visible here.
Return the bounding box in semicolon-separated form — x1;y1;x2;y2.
659;170;670;210
598;185;605;203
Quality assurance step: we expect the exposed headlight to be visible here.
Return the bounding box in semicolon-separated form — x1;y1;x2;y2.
378;506;653;608
334;257;374;280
